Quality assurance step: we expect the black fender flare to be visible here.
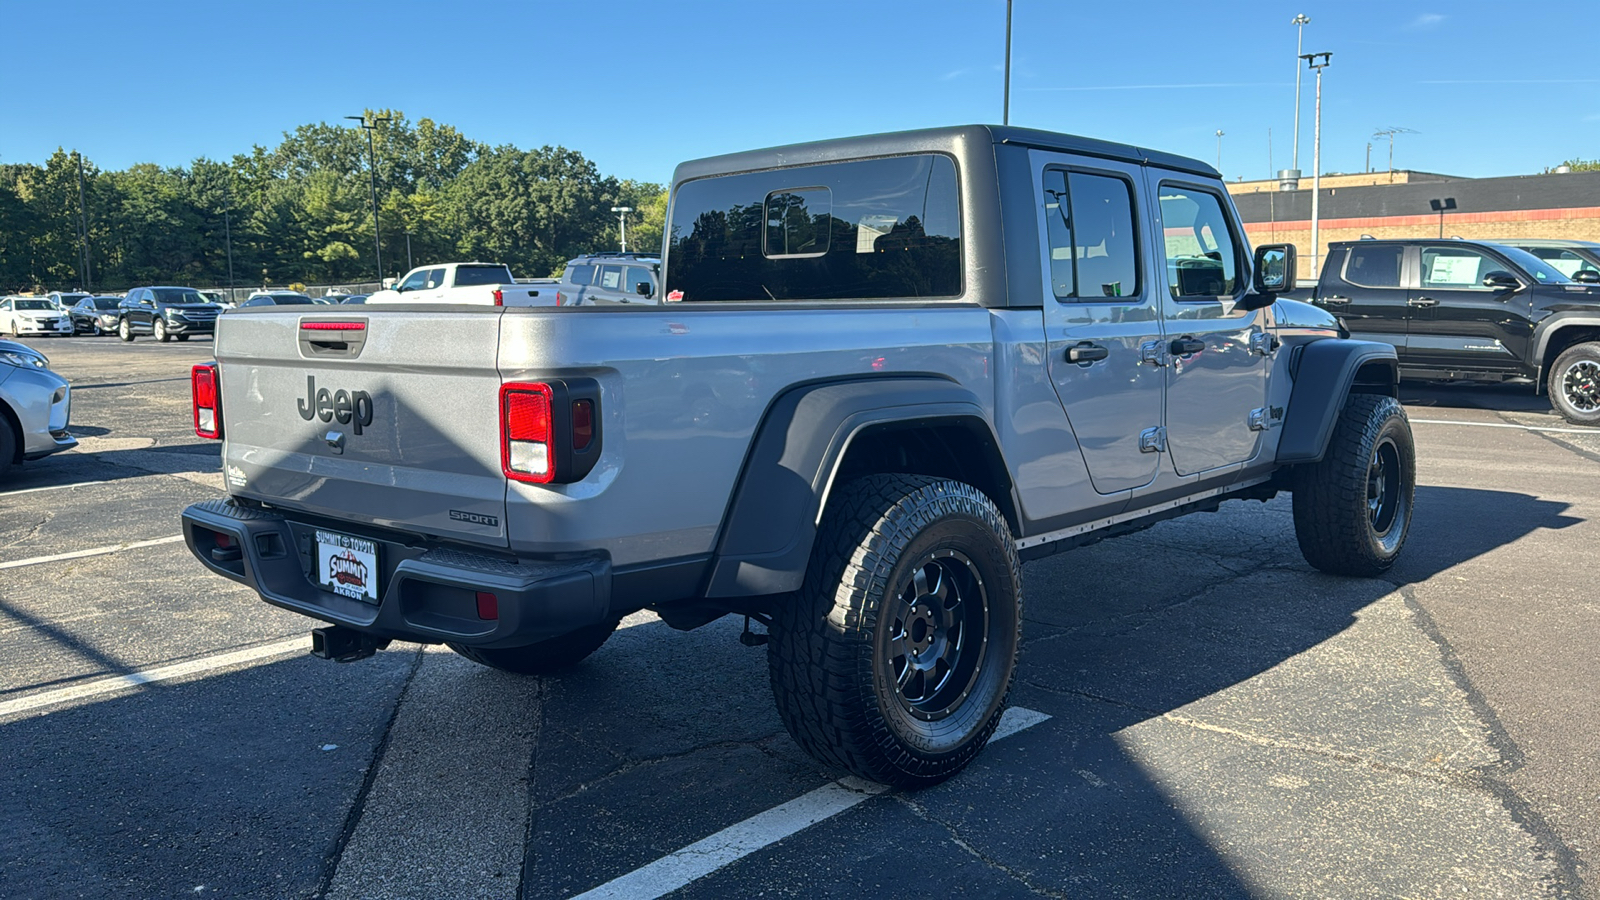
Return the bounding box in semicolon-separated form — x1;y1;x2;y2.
1531;313;1600;370
703;377;1001;598
1276;338;1398;464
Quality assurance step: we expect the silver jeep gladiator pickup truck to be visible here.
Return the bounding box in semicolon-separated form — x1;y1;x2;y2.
182;125;1415;787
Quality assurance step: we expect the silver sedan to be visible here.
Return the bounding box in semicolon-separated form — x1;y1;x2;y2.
0;340;76;479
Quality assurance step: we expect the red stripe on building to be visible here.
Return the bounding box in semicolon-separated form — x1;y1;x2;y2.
1243;206;1600;234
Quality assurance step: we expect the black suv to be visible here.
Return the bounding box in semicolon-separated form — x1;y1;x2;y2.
1302;238;1600;423
117;287;223;342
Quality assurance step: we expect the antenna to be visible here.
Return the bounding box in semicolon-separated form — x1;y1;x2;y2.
1372;126;1419;173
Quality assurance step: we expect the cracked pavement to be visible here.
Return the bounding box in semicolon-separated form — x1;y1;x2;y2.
2;339;1598;898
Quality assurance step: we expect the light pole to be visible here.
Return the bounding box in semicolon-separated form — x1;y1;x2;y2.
1301;52;1331;278
1215;129;1225;174
74;151;91;292
223;178;235;296
345;113;391;283
1003;0;1013;125
405;229;413;271
1291;14;1310;173
611;206;632;253
1429;198;1456;239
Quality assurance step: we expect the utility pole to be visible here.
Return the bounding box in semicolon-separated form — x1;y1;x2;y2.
1302;52;1331;278
610;206;632;253
1215;130;1225;174
74;152;91;292
1003;0;1013;125
1366;143;1372;173
405;230;413;271
346;113;391;283
1291;14;1310;173
223;178;235;296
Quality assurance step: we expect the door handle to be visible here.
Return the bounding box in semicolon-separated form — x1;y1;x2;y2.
1067;342;1109;364
1170;337;1206;356
1408;297;1440;308
1319;295;1351;306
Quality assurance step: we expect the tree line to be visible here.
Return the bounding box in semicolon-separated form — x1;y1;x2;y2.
0;110;666;294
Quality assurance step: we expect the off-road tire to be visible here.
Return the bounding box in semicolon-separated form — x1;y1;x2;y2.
1549;341;1600;426
1292;394;1415;576
118;319;134;342
0;415;15;480
447;618;619;675
767;474;1022;788
153;319;170;343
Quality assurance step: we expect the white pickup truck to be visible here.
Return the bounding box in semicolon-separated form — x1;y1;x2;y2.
365;262;556;307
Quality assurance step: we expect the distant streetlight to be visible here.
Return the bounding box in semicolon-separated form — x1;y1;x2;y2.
1215;129;1225;174
1301;51;1332;277
611;206;633;253
345;113;391;282
223;179;235;295
1291;14;1310;173
405;229;413;271
1429;197;1457;239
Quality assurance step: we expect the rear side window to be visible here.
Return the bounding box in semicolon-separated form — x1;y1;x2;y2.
665;153;961;302
567;264;595;285
1042;169;1140;300
1343;245;1403;288
454;265;511;287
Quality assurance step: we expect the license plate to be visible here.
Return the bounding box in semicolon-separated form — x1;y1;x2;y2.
315;529;381;602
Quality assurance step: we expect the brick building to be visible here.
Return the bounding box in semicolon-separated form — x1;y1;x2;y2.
1227;169;1600;279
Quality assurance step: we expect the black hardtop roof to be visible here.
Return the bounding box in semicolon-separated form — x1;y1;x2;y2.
1330;238;1522;249
670;124;1219;184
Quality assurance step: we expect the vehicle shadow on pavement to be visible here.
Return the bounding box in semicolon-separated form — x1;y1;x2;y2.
3;442;222;494
1392;485;1582;584
1399;380;1553;415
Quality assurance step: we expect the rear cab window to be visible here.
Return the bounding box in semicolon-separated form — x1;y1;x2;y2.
664;153;961;302
454;265;513;287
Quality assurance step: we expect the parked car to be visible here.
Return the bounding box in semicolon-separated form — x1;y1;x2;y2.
2;297;74;337
0;339;75;479
183;124;1409;788
198;290;233;306
338;294;370;305
238;293;317;308
552;252;659;305
1495;239;1600;283
365;262;553;306
46;291;92;312
1295;238;1600;423
116;287;223;342
68;296;124;335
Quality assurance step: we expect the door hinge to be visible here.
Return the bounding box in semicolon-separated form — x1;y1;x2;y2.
1249;331;1279;355
1139;426;1167;453
1139;340;1169;366
1248;408;1268;431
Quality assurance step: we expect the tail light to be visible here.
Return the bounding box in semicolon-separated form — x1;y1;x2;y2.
493;289;504;306
499;379;604;484
192;363;221;439
501;383;554;482
555;291;565;307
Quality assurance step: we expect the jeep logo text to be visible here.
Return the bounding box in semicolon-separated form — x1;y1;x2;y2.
298;376;374;435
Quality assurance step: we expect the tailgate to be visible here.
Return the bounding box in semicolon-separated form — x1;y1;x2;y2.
214;308;509;548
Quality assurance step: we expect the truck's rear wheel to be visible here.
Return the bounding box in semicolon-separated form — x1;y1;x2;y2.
1549;341;1600;426
1292;394;1415;576
447;618;619;675
767;474;1022;788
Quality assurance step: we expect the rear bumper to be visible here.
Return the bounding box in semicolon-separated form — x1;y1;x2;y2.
181;499;612;648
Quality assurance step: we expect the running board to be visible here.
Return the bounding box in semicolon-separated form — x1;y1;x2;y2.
1016;475;1276;556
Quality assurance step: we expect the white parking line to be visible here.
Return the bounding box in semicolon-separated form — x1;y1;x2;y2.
4;480;112;497
0;534;185;570
1411;418;1600;435
0;636;307;720
571;706;1052;900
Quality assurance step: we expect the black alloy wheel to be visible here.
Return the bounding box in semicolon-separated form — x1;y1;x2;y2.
1550;342;1600;426
882;551;990;723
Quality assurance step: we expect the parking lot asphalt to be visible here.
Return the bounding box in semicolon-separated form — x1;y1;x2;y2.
2;335;1599;899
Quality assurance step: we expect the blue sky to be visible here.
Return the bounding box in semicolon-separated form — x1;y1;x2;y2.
2;0;1594;185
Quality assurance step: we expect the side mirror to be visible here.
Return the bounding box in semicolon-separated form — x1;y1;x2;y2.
141;299;154;307
1482;271;1520;291
1252;243;1297;295
1573;270;1600;285
635;282;652;297
393;284;408;293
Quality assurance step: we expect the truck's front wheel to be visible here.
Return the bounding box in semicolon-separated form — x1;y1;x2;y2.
1549;341;1600;426
767;474;1022;788
1292;394;1415;576
447;619;619;675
